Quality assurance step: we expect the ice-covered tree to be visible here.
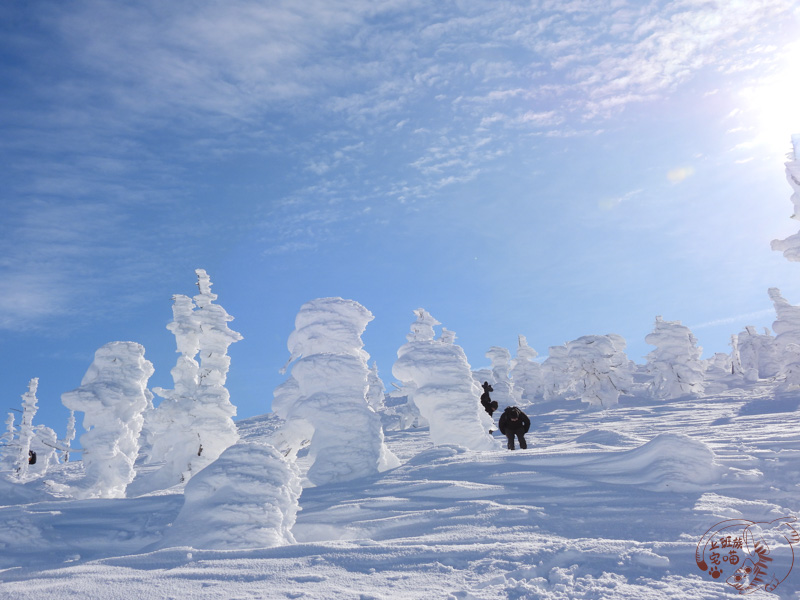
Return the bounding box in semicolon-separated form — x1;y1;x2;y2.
541;345;575;401
392;309;496;451
157;441;301;550
15;378;39;479
732;326;779;382
645;316;705;399
770;136;800;261
273;298;398;486
30;425;59;475
61;342;153;498
0;412;15;472
366;362;386;412
510;335;543;405
61;410;76;463
768;287;800;389
568;334;633;408
136;269;242;492
484;346;514;409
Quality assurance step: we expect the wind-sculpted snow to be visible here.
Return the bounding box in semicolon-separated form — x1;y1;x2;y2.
393;309;497;451
61;342;153;499
510;334;543;405
273;298;398;486
156;441;301;550
1;383;800;599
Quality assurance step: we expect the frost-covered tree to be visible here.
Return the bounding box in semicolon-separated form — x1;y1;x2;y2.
157;441;302;550
0;412;15;472
768;287;800;389
16;378;39;479
568;334;633;408
30;425;59;475
645;316;705;399
61;342;153;498
542;345;574;401
273;298;399;486
136;269;242;492
61;410;76;463
510;335;543;405
732;326;779;382
770;137;800;261
484;346;514;409
366;362;386;412
392;309;496;451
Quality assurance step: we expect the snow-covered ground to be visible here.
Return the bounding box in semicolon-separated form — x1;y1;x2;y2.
1;380;799;599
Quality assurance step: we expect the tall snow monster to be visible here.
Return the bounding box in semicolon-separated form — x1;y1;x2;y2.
273;297;399;486
645;316;705;399
770;136;800;261
134;269;242;493
768;287;800;389
61;342;153;498
392;309;496;451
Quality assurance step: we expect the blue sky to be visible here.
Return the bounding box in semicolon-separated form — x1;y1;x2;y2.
2;0;800;436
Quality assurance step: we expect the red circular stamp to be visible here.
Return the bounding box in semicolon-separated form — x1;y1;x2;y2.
696;516;799;594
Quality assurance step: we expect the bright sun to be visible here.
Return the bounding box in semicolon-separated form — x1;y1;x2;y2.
739;45;800;160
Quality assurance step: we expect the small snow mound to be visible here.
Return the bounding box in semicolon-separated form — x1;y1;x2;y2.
585;433;724;492
157;441;301;550
573;429;637;447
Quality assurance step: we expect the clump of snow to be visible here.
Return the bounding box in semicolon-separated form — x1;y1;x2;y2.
392;309;497;450
61;342;153;499
157;441;301;550
645;316;705;399
273;297;399;486
135;269;242;493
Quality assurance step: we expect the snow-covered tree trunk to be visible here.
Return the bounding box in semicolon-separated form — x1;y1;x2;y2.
645;316;705;399
61;342;153;498
392;309;496;451
273;298;398;486
733;326;779;382
16;378;39;479
510;335;543;405
31;425;59;475
61;410;76;463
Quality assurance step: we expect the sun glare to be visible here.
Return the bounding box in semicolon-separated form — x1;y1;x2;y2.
739;46;800;160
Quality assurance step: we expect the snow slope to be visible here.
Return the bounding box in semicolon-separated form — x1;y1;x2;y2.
1;381;799;599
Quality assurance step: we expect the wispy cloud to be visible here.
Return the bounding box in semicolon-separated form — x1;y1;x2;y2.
690;309;775;331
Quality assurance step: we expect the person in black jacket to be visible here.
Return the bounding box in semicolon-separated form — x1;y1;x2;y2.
480;381;499;416
498;406;530;450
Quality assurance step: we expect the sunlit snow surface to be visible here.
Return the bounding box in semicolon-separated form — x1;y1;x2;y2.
1;382;799;599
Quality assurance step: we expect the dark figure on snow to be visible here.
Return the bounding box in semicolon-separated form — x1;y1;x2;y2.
480;381;498;416
498;406;530;450
28;450;37;465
